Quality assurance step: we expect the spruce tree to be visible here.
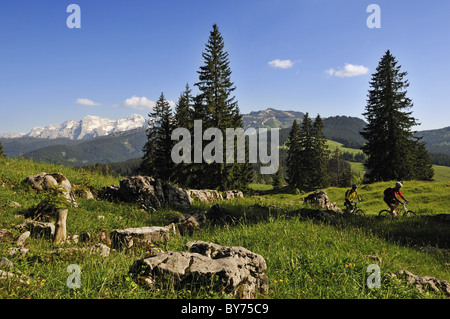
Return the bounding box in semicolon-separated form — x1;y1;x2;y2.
286;114;329;191
311;114;329;188
286;119;301;188
328;148;344;187
272;166;284;190
140;92;176;181
0;142;5;159
172;84;194;186
411;138;434;180
297;113;316;190
360;50;433;182
193;24;251;190
175;84;193;131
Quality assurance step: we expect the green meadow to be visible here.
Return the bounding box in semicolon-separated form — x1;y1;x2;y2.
0;157;448;299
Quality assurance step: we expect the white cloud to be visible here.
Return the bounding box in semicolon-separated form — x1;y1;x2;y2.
75;98;101;106
268;59;298;69
116;95;175;110
326;63;369;78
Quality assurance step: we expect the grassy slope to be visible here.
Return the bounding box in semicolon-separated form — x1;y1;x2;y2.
0;158;449;299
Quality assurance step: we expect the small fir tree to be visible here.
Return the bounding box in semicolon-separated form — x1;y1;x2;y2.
272;166;284;190
286;119;302;188
0;142;5;159
140;92;176;181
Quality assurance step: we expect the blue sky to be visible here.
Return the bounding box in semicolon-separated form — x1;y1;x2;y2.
0;0;449;134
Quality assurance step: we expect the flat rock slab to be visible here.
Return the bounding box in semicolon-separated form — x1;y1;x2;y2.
110;226;169;250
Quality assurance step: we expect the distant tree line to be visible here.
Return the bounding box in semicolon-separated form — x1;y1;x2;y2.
429;153;450;167
282;114;359;191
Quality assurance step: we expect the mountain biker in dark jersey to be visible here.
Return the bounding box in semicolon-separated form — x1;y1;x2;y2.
345;184;361;212
384;182;408;216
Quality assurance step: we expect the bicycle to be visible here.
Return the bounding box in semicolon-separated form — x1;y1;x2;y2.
378;201;416;220
345;201;365;217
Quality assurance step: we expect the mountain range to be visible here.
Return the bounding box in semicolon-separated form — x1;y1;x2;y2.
0;113;146;140
0;108;449;166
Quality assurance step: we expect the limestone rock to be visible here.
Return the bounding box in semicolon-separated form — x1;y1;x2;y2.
175;212;207;235
9;201;21;208
8;247;29;257
391;270;450;296
110;226;169;250
16;220;55;240
115;176;192;211
0;258;14;268
0;269;30;284
50;243;111;258
129;240;269;299
187;189;223;203
223;190;244;200
304;190;341;213
163;183;192;209
0;229;13;241
16;231;30;247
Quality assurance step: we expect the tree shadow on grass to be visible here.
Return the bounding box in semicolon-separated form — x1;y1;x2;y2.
202;201;450;250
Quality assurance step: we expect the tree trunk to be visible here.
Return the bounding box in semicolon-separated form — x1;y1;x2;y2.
54;209;68;244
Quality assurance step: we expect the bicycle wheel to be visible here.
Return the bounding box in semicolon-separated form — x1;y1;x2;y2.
378;210;392;220
354;209;365;217
402;210;416;218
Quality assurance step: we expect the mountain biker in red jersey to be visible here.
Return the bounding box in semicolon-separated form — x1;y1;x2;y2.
383;181;408;216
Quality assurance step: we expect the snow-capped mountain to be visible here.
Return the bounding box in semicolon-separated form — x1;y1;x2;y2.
20;114;147;140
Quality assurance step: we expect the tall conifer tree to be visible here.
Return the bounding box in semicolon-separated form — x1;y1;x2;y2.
360;50;433;182
193;24;251;190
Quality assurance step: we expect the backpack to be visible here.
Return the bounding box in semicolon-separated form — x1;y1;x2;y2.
384;187;394;200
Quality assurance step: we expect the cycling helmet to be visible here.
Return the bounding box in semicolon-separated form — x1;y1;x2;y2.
395;181;403;188
352;184;358;189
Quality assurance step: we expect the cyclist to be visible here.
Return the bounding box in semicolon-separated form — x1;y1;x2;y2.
383;181;408;216
344;184;362;212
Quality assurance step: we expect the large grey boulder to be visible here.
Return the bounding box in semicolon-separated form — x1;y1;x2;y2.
129;240;269;299
112;176;192;212
25;172;78;207
304;190;341;213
